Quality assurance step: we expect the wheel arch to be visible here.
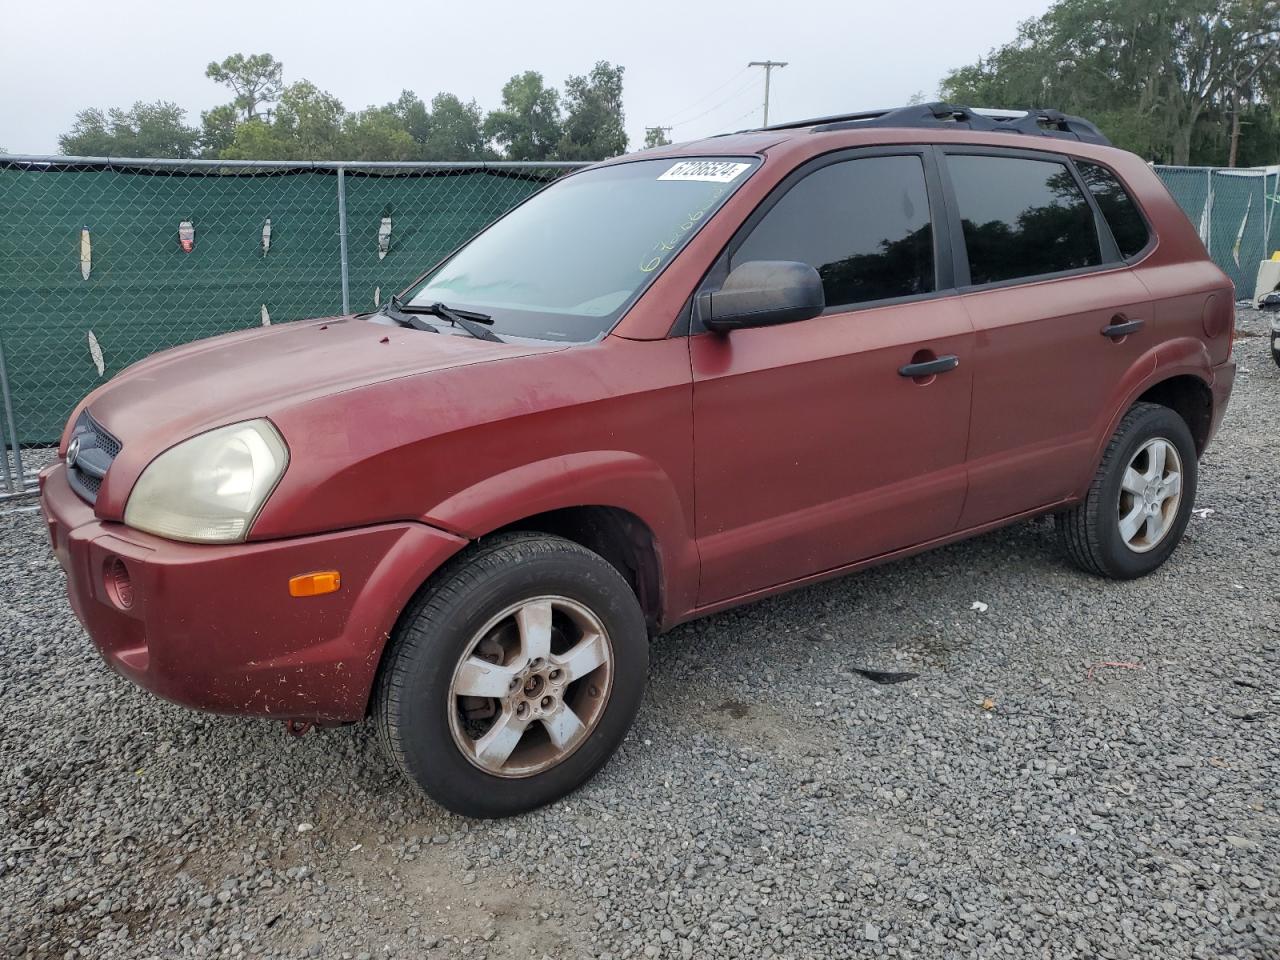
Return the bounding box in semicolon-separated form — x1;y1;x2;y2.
488;505;664;635
1135;373;1214;455
1081;339;1216;499
420;450;698;629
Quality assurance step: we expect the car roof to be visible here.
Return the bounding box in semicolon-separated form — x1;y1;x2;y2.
620;103;1118;165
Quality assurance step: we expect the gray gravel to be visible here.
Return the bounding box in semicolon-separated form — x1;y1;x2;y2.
2;312;1277;960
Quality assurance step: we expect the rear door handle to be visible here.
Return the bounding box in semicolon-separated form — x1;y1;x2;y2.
898;355;959;378
1101;315;1144;339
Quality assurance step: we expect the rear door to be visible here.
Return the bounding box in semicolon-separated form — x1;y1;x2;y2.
691;149;974;604
939;149;1155;527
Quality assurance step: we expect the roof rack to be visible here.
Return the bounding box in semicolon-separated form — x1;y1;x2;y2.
760;102;1112;147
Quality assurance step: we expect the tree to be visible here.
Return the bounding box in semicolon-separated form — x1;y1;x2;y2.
1219;0;1280;165
205;53;284;122
199;104;239;157
941;0;1280;165
343;106;418;161
387;90;432;145
643;126;672;148
271;80;346;157
220;81;346;159
217;117;292;160
557;62;627;160
58;101;200;158
421;93;491;160
484;71;563;160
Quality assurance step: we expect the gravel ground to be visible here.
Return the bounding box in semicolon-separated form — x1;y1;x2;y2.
2;312;1277;960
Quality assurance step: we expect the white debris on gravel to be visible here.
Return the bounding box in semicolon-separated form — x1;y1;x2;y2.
0;313;1277;959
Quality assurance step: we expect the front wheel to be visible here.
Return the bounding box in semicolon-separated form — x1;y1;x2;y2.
1056;402;1198;579
374;532;648;818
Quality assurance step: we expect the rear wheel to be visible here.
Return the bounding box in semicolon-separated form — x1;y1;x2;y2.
1056;402;1197;579
1271;332;1280;368
374;532;647;818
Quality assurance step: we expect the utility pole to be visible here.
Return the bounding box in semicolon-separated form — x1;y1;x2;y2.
748;60;788;126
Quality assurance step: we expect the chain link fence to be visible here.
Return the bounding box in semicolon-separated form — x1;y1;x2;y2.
1153;164;1280;295
0;155;587;497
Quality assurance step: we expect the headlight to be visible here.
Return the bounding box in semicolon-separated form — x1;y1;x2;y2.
124;419;288;543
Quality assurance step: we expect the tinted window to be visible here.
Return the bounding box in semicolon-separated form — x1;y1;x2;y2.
949;155;1101;285
1077;161;1150;259
732;156;934;308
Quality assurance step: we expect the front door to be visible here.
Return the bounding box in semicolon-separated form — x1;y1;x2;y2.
691;151;974;605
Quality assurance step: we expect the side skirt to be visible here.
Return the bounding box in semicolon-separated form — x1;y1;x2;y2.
672;497;1076;628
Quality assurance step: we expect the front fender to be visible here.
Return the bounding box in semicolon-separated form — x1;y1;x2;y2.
422;450;699;622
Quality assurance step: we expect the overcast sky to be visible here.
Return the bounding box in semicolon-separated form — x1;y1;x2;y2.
0;0;1055;156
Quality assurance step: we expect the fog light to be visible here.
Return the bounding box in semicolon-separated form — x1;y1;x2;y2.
289;571;341;597
104;556;134;609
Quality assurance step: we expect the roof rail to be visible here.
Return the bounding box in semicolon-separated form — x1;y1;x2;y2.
760;102;1112;147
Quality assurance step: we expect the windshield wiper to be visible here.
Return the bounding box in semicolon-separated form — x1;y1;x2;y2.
377;295;440;333
409;301;504;343
375;297;505;343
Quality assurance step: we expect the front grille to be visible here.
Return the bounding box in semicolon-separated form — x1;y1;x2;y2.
66;410;121;505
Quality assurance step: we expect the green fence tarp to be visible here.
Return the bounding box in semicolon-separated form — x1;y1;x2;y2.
0;163;557;442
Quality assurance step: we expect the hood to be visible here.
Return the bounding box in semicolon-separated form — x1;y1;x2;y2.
75;315;562;514
85;315;558;439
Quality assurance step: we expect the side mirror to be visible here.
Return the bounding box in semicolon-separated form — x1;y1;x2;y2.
699;260;825;333
1260;290;1280;312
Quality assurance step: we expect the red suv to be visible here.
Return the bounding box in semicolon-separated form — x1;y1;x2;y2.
41;105;1235;817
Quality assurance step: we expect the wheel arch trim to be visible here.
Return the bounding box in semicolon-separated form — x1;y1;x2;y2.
420;450;698;623
1080;337;1214;497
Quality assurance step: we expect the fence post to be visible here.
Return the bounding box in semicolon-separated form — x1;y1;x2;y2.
0;330;23;493
336;166;351;314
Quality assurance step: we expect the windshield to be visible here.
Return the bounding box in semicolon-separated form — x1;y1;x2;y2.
405;157;759;341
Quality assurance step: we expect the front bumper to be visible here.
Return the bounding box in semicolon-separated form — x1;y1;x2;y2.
39;463;467;722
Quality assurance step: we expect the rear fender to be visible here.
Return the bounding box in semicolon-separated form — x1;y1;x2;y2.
1076;336;1212;497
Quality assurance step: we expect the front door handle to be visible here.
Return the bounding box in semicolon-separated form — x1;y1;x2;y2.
898;355;959;378
1101;315;1144;339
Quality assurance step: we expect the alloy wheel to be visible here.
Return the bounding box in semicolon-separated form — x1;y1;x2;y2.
1117;437;1183;553
447;596;614;778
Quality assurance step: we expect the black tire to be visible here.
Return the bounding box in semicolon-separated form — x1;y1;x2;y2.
1271;333;1280;368
1056;402;1198;580
374;532;647;818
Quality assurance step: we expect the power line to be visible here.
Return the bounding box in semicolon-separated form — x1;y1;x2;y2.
721;104;764;130
747;60;788;126
663;66;752;125
668;76;761;129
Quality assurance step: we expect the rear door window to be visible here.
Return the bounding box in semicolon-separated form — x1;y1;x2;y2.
947;154;1101;285
731;155;935;308
1076;161;1151;259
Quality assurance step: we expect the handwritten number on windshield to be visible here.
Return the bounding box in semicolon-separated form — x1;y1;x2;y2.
639;185;728;273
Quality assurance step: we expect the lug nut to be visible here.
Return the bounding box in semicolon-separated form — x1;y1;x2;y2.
540;695;554;710
516;702;529;718
549;669;563;682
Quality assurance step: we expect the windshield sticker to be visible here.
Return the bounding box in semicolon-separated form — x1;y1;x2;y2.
658;160;751;183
